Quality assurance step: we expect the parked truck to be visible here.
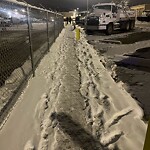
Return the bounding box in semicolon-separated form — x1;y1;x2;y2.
75;11;87;25
85;3;136;35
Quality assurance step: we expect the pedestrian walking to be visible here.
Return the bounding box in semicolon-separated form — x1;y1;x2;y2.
69;17;72;24
66;17;69;24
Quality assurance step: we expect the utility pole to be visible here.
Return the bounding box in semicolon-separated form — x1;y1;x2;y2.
21;0;35;77
87;0;89;13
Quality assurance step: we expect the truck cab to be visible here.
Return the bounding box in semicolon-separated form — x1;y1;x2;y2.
85;3;135;35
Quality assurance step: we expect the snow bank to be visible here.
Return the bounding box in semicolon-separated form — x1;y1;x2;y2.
77;29;147;150
23;26;147;150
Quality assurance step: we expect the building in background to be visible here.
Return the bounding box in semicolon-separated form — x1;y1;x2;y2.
131;4;150;17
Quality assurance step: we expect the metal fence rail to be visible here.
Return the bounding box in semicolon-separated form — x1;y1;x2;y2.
0;0;64;121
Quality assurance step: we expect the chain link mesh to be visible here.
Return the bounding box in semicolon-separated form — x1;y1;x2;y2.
0;1;63;116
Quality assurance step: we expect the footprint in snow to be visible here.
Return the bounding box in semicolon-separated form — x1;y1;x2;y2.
101;130;124;147
105;108;133;128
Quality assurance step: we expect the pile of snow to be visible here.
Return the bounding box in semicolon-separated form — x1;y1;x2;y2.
76;29;147;150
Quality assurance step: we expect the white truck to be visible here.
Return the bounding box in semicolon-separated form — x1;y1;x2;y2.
85;3;136;35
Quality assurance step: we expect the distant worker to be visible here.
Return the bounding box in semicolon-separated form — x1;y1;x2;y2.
66;17;69;24
69;17;72;24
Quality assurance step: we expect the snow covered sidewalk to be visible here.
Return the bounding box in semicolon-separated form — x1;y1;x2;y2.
0;26;147;150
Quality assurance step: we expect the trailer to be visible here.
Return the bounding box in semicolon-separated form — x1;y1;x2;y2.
85;3;136;35
131;4;150;22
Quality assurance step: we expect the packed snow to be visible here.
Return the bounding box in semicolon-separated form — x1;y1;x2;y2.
0;26;147;150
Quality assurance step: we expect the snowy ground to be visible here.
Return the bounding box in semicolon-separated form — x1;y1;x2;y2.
0;25;147;150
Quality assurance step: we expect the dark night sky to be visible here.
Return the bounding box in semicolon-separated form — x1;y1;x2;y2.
25;0;150;11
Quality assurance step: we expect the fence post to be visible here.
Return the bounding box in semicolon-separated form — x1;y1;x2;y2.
46;11;50;50
26;5;35;77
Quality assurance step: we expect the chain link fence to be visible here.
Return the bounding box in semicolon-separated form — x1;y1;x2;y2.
0;0;64;122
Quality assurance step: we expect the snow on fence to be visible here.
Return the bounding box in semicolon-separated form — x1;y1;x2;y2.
0;0;64;123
